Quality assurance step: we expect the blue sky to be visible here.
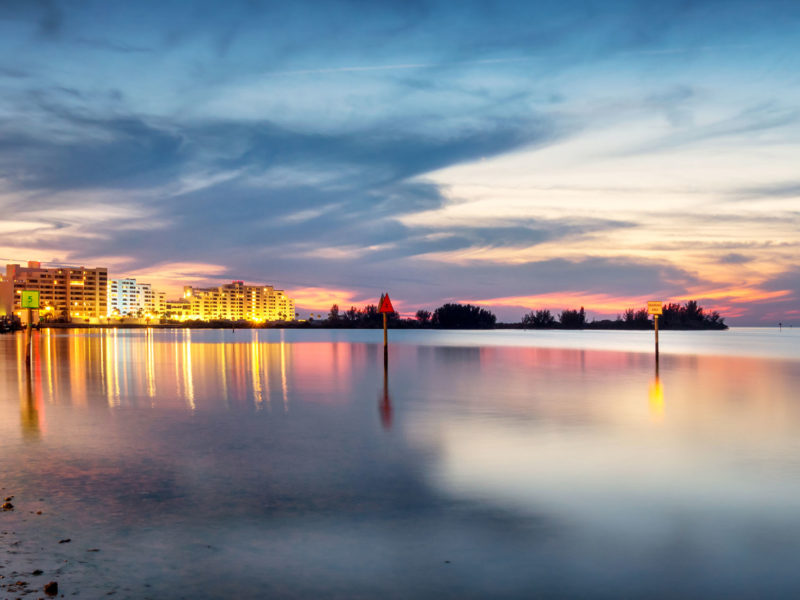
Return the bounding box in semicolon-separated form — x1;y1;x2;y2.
1;0;799;322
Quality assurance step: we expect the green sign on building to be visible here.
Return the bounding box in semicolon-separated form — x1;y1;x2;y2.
20;290;40;309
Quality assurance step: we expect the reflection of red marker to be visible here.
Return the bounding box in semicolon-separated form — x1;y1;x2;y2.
379;391;392;430
379;373;392;430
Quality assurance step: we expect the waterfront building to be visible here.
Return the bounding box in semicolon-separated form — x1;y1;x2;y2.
0;261;108;323
108;278;167;317
179;281;295;322
165;300;192;320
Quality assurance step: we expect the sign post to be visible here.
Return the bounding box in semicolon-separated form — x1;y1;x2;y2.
647;301;662;372
378;293;395;370
21;290;40;371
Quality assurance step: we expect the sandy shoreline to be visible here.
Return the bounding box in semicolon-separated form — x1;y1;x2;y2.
1;492;134;599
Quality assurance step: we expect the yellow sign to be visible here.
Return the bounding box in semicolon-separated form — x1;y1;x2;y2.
20;290;40;309
647;301;662;315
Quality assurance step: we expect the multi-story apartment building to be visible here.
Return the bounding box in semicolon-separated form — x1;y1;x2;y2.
165;300;192;320
180;281;295;322
146;289;167;317
108;278;138;316
0;261;108;323
108;278;167;317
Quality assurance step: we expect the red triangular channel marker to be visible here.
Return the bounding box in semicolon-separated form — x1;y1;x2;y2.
378;293;395;313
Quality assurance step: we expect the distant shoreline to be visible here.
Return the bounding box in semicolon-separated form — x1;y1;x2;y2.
2;321;733;332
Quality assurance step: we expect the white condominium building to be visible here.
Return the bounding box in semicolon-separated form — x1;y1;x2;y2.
108;278;167;317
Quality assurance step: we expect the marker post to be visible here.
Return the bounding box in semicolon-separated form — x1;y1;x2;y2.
20;291;40;372
378;293;395;370
647;301;663;374
654;313;659;371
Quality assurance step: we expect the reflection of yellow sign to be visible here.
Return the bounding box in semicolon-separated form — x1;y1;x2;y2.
647;301;662;315
649;377;664;421
21;290;40;309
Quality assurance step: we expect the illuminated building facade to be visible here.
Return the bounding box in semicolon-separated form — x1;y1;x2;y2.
108;278;167;317
0;261;108;323
165;300;192;320
180;281;295;321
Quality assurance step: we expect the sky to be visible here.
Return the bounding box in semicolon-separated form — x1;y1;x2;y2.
0;0;798;324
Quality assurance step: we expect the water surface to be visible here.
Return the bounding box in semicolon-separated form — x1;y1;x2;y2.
1;327;799;598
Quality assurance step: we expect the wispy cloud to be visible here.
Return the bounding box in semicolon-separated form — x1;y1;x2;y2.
262;56;536;76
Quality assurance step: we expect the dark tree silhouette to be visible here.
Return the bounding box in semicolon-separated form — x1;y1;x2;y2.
415;309;432;325
328;304;340;321
622;308;650;329
660;301;726;329
522;309;556;328
432;303;496;329
559;307;586;329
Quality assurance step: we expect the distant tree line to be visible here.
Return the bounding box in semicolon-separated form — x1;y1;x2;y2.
313;302;496;329
312;299;726;330
520;300;727;330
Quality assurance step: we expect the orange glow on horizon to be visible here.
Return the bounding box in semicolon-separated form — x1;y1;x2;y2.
287;286;371;312
672;287;791;304
469;284;795;320
466;292;655;316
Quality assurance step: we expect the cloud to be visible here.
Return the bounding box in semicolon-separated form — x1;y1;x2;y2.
75;37;153;54
289;286;371;312
0;96;563;192
0;114;185;191
730;181;800;202
718;253;753;265
620;103;800;157
0;0;63;38
0;66;29;79
0;87;572;285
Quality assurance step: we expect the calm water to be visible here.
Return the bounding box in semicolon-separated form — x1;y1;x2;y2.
1;327;799;598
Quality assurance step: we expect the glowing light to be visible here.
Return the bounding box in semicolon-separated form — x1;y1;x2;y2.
468;292;655;316
673;287;791;304
280;331;288;412
251;330;263;407
649;377;664;422
288;286;368;312
182;330;195;411
146;328;156;399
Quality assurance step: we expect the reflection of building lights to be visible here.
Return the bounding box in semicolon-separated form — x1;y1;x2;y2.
649;377;664;421
182;330;195;410
146;328;156;399
251;332;263;407
280;332;289;412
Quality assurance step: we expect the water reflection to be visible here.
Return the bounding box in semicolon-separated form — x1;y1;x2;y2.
1;329;800;598
4;330;798;422
379;365;392;430
648;376;664;421
182;329;195;410
3;330;354;412
19;361;42;439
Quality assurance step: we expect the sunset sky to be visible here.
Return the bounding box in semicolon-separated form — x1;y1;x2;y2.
1;1;798;323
